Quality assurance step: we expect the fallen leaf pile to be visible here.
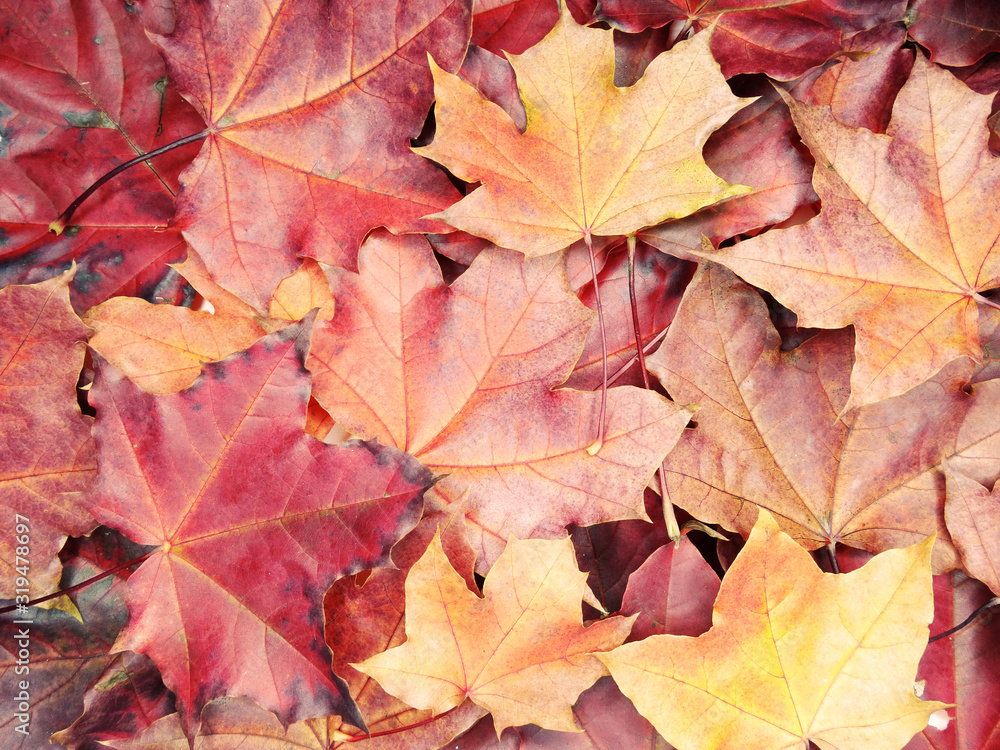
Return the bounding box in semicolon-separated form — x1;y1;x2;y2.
2;0;999;748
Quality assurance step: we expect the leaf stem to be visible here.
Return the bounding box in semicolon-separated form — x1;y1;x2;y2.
827;542;840;573
606;327;669;386
928;596;1000;643
338;705;460;742
585;232;608;456
49;129;210;234
0;550;155;614
626;235;680;541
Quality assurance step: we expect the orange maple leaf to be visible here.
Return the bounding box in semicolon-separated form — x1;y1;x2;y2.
417;4;751;255
353;532;634;734
308;230;693;570
598;510;946;750
698;54;1000;411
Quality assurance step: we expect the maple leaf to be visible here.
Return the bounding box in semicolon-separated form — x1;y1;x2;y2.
307;229;694;570
83;257;336;395
83;317;433;738
943;463;1000;596
323;515;489;744
416;4;752;256
84;297;265;394
697;55;1000;410
148;0;471;312
599;510;945;750
0;0;204;310
354;531;634;734
645;262;994;566
0;271;95;598
593;0;907;80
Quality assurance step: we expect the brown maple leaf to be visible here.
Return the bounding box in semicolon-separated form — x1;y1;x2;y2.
698;55;1000;410
599;510;945;750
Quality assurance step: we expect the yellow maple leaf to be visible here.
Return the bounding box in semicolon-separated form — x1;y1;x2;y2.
352;531;634;734
417;5;751;255
598;510;946;750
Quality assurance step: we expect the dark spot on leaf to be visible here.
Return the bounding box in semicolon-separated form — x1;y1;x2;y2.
63;110;116;129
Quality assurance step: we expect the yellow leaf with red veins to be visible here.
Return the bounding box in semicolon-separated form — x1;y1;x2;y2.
353;532;634;735
598;510;945;750
417;5;751;255
698;54;1000;411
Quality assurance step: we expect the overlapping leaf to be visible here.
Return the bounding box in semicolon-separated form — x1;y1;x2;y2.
593;0;907;79
84;318;433;737
647;262;991;565
907;0;1000;66
0;528;135;749
149;0;471;312
698;55;1000;410
449;677;672;749
417;4;751;256
906;573;1000;749
354;532;634;734
308;230;693;570
0;271;95;598
0;0;204;309
944;464;1000;596
323;515;487;745
600;510;944;750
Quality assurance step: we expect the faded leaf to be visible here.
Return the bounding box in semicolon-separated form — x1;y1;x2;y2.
698;55;1000;410
944;463;1000;596
599;510;944;750
648;262;973;566
354;532;634;734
